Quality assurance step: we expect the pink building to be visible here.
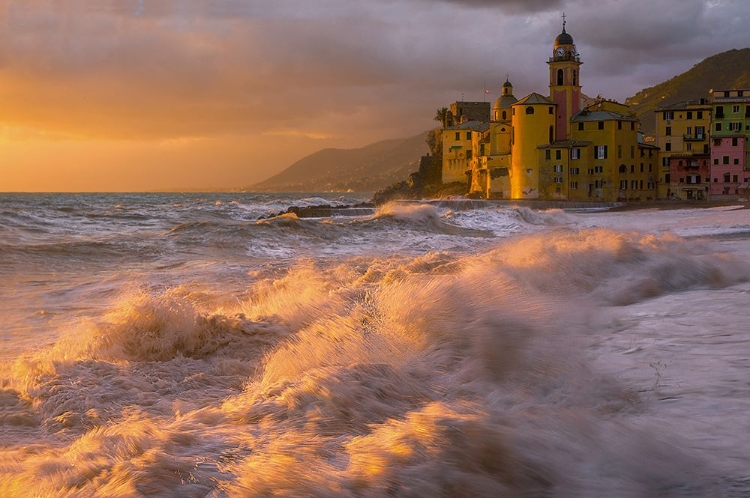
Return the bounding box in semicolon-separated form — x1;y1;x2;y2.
710;135;748;198
669;154;710;201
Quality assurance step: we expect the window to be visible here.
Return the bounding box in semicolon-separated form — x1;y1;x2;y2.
663;111;674;120
714;158;719;165
526;106;535;114
687;111;693;120
595;145;607;159
455;132;460;140
631;180;638;189
573;70;578;85
630;164;635;173
595;180;603;188
466;132;472;139
557;69;564;86
666;126;671;136
619;164;626;173
502;111;507;120
733;175;739;183
588;168;594;174
572;149;580;159
697;111;703;119
687;175;699;185
714;138;722;146
716;106;724;118
665;174;670;183
734;158;740;165
620;180;628;189
665;143;671;152
598;121;604;130
595;166;604;173
686;127;692;136
545;150;551;160
696;126;705;139
554;177;563;183
723;156;730;165
618;121;622;130
571;167;580;175
724;173;731;182
571;181;578;189
554;164;563;173
578;122;584;131
733;105;740;114
549;107;554;115
730;123;742;132
663;157;670;166
555;150;562;160
687;143;692;151
618;145;622;158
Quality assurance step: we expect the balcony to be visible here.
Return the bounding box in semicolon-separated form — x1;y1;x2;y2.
683;134;705;141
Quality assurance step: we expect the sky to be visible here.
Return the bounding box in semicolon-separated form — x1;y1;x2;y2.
1;0;749;192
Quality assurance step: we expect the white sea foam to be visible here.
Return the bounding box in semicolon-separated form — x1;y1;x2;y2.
2;194;750;496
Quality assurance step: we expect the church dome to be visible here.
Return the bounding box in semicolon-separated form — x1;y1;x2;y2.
555;27;573;46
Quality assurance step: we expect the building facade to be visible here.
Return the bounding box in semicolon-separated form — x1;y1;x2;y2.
710;89;750;199
442;20;656;202
653;100;711;200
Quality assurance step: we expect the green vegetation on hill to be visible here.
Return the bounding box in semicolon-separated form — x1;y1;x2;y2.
627;48;750;134
249;132;429;192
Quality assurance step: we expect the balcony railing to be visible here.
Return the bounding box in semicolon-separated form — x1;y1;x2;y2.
683;134;705;141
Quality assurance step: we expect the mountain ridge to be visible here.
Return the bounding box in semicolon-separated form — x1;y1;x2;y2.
248;131;430;192
626;48;750;134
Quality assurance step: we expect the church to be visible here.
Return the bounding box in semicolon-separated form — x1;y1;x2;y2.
441;19;659;201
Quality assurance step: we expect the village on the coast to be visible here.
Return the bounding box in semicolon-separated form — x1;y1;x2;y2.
435;18;750;202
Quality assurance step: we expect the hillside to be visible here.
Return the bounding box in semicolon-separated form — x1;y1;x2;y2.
627;48;750;134
249;131;430;192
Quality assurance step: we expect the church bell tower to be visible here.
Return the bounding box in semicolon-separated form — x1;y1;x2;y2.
548;14;582;141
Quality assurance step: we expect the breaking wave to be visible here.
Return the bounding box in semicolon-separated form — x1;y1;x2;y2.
3;225;746;496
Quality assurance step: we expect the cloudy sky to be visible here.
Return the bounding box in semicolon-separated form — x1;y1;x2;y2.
1;0;748;191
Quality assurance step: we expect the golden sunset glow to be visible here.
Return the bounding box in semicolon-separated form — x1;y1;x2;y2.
1;0;746;191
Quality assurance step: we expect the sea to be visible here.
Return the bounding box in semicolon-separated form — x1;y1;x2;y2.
1;192;750;497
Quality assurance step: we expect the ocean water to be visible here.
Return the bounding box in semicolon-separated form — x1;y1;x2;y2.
1;193;750;497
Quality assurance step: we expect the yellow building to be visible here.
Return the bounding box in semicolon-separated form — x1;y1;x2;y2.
442;121;482;185
511;93;556;198
653;100;712;199
445;18;659;202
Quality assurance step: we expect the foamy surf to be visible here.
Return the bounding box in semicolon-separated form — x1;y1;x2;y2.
2;193;750;497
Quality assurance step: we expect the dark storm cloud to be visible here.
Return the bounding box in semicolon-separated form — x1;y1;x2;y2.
1;0;749;143
434;0;564;13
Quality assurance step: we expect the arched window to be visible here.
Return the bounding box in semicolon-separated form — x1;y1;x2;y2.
502;111;507;120
557;69;564;86
619;164;626;173
572;70;577;86
526;106;534;115
549;125;554;144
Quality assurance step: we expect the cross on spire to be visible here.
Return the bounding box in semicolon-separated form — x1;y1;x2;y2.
562;12;567;31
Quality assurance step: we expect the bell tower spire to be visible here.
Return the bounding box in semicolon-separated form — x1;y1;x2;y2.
548;14;582;141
